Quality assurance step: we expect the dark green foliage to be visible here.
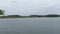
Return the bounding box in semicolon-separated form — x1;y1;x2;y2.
46;14;59;17
30;15;38;17
0;10;5;15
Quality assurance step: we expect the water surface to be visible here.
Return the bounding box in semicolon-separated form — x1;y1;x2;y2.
0;18;60;34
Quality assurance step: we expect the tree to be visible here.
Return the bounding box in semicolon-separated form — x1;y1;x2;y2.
46;14;59;17
0;10;5;15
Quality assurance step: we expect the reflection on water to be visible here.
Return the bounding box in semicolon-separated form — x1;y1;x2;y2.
0;18;60;34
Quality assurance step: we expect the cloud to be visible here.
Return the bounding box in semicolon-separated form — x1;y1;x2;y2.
0;0;60;15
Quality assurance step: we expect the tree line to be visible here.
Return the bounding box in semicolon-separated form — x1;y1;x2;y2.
0;9;60;17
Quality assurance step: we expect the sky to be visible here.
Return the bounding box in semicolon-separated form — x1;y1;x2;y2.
0;0;60;16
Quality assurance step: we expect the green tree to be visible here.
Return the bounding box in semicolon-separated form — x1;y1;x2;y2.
0;10;5;15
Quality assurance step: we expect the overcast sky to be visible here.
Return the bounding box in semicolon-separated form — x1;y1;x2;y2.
0;0;60;16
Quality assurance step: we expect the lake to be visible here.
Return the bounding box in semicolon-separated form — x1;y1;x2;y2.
0;18;60;34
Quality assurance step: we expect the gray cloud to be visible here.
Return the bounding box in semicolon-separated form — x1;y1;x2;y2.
0;0;60;15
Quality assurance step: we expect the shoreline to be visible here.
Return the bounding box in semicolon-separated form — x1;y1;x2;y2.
0;17;59;19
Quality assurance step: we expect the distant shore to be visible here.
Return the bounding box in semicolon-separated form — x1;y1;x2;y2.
0;16;59;18
0;14;60;18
